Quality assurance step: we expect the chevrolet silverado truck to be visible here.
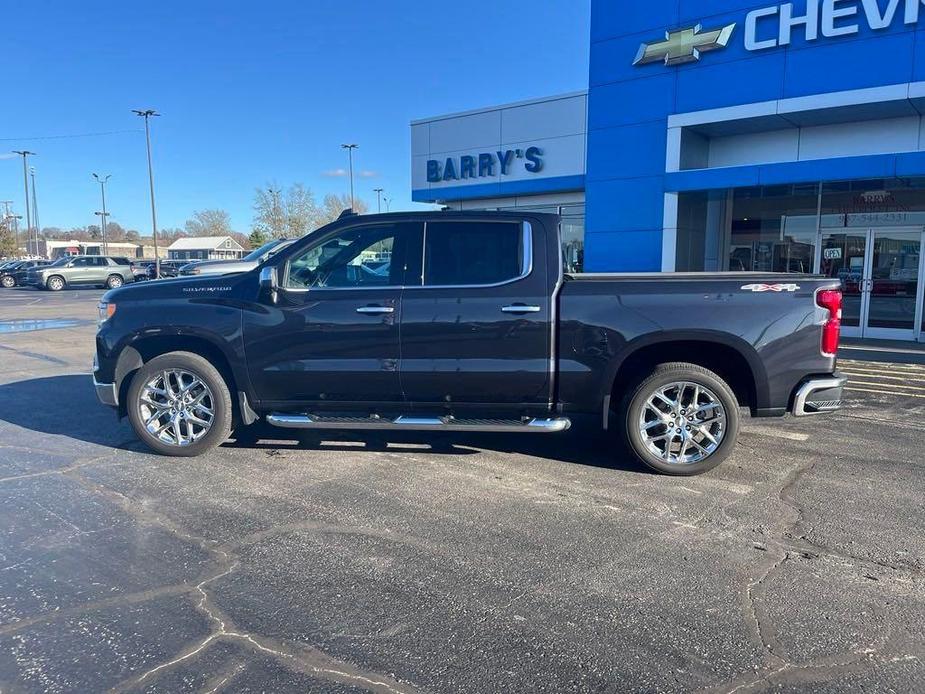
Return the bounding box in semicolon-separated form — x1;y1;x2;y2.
92;211;846;475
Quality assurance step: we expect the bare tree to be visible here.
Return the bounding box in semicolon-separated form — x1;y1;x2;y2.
318;193;369;226
252;185;287;239
185;209;234;237
286;183;319;238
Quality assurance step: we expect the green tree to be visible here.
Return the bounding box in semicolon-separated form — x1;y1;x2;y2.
0;222;18;257
248;229;268;248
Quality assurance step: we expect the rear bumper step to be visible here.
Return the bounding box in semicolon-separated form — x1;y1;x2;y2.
792;373;848;416
266;413;571;433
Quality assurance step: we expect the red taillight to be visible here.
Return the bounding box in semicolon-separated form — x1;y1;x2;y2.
816;289;842;357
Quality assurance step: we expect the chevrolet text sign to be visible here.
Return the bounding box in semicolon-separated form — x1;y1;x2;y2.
746;0;925;50
636;0;925;65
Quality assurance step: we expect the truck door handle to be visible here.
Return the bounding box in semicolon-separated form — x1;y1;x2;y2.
501;304;542;314
356;305;394;315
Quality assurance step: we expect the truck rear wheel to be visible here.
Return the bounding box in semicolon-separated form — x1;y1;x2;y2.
620;362;739;476
127;351;233;457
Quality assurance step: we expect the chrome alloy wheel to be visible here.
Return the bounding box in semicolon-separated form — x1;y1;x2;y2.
638;381;726;465
138;369;215;447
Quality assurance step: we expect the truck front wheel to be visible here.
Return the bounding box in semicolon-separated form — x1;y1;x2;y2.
126;351;233;457
621;362;740;476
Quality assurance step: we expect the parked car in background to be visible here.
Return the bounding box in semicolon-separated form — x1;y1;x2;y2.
145;260;186;279
179;238;295;277
29;255;135;291
94;211;845;475
1;260;50;288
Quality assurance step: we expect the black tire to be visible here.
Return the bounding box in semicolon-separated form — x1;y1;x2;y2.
45;275;65;291
620;362;740;476
126;351;233;457
106;274;124;289
1;275;14;288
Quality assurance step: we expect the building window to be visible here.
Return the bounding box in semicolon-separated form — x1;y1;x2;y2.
728;184;819;273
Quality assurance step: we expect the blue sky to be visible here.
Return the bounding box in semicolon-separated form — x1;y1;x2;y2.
1;1;590;235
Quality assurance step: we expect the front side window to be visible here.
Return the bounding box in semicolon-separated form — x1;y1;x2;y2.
72;257;92;267
285;225;400;289
424;221;524;286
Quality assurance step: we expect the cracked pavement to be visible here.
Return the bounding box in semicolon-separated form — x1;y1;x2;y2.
0;287;923;692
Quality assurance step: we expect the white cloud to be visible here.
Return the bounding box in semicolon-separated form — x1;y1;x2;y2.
358;170;378;178
321;168;348;178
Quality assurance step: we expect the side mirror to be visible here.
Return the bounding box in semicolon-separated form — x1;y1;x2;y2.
259;266;279;304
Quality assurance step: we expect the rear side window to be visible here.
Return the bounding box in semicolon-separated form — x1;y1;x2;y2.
424;221;525;286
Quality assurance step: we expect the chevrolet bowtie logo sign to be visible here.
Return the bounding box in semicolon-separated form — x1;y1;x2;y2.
633;23;736;66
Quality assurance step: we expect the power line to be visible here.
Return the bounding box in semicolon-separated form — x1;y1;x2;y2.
0;129;143;142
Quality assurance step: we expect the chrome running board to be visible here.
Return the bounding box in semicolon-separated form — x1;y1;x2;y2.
266;413;571;433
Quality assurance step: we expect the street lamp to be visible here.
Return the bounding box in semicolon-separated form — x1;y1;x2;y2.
133;109;161;277
92;174;111;254
95;211;110;254
12;151;35;251
373;187;384;213
341;143;358;211
383;197;392;213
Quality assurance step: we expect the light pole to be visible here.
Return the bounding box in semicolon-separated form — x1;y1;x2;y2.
133;109;161;277
92;174;111;254
341;143;358;210
95;211;110;253
30;167;40;250
383;197;392;213
373;187;384;213
12;151;35;253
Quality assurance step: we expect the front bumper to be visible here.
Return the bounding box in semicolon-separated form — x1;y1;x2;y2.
92;354;118;407
791;373;847;416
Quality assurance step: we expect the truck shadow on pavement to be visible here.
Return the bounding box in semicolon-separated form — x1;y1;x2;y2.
0;375;648;474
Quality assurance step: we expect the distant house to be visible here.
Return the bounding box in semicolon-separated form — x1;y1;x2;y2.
167;236;246;261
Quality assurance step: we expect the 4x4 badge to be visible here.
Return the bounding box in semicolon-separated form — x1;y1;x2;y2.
741;283;801;293
634;23;736;66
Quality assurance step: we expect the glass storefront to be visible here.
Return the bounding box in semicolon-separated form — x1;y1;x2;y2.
490;202;585;273
677;177;925;341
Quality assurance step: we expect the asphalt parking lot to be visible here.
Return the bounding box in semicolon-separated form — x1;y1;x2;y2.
0;287;922;693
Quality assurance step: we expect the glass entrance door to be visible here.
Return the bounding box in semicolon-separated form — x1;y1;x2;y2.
821;228;924;340
865;229;922;340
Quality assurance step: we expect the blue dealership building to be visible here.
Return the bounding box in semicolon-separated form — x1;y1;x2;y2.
413;0;925;341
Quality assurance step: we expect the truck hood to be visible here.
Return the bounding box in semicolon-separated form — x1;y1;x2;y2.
102;272;247;303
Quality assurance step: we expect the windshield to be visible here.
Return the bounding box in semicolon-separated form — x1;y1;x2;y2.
242;239;285;262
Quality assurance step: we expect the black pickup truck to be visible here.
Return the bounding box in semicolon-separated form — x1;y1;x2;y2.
93;211;846;475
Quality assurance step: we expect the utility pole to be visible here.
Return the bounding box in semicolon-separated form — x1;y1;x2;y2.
373;187;384;213
341;143;358;210
30;167;40;251
12;151;35;255
92;174;111;255
133;109;161;277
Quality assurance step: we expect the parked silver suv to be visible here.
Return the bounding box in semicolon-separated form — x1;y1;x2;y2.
179;238;295;277
29;255;136;291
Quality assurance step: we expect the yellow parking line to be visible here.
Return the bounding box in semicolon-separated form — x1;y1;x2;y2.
841;371;925;383
845;379;925;393
845;386;925;398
